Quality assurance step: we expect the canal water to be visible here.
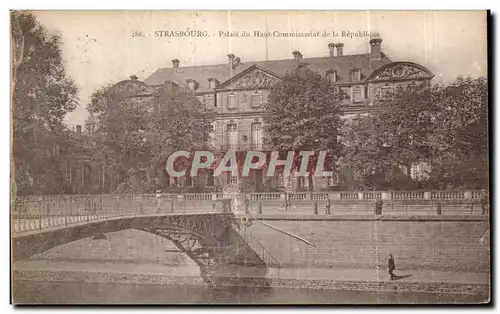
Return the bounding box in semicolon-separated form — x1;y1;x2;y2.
13;280;488;304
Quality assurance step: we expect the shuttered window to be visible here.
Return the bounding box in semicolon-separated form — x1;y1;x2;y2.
352;86;364;103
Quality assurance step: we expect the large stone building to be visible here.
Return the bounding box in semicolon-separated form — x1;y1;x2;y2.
100;37;434;192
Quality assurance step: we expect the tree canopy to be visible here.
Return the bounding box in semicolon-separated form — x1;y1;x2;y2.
263;68;345;190
429;77;488;189
86;83;212;193
344;77;488;190
11;11;79;195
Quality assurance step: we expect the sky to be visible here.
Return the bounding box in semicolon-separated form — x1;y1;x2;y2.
33;10;488;126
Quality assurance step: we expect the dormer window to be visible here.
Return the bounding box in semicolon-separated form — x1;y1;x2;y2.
186;79;197;90
208;78;219;89
350;69;361;81
326;70;337;83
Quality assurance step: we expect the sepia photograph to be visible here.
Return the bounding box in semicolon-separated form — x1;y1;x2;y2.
10;10;490;304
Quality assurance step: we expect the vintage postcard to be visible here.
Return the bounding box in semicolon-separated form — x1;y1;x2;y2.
10;10;490;304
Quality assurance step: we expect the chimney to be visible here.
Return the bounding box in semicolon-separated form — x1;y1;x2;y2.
335;43;344;57
129;75;138;80
233;56;241;68
369;38;383;60
76;125;82;135
328;43;336;57
227;53;235;70
172;59;180;68
292;50;302;68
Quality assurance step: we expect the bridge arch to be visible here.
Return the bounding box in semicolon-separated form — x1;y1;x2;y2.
12;213;268;286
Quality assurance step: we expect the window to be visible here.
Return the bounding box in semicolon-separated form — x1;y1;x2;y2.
227;173;238;185
227;123;238;149
187;80;197;90
227;93;237;109
251;122;263;150
208;78;219;89
407;81;418;92
52;144;60;157
297;177;306;190
410;162;431;181
351;69;361;81
380;86;393;99
206;169;214;186
186;175;193;187
352;86;364;103
340;87;350;100
250;93;263;108
276;172;285;188
327;71;337;83
204;95;213;106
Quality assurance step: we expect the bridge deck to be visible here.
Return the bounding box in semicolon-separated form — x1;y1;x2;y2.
11;212;223;238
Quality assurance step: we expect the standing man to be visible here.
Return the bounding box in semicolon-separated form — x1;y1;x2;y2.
284;192;290;213
480;189;489;215
388;253;396;280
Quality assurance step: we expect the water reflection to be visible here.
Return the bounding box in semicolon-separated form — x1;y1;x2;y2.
13;280;488;304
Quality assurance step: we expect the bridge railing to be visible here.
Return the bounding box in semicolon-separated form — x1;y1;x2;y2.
10;194;188;234
11;190;488;234
238;223;281;272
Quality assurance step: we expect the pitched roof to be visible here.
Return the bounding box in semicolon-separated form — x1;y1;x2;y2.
144;53;393;92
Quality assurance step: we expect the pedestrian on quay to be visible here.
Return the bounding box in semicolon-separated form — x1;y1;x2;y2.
480;189;489;215
284;192;290;214
388;253;396;280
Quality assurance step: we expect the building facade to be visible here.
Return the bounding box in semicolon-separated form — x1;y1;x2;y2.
99;38;434;192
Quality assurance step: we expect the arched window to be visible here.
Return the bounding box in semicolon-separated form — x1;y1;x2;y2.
226;123;238;149
251;122;263;150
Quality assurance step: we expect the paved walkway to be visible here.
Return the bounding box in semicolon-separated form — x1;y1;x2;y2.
13;259;489;285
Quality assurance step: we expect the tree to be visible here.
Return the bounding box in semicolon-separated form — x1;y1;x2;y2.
86;84;212;193
345;82;439;190
429;77;488;189
11;11;79;195
263;68;344;191
345;77;488;190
